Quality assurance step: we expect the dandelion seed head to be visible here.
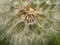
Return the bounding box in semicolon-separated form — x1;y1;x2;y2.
0;0;60;45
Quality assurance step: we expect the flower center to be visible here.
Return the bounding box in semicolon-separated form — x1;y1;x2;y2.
17;4;36;23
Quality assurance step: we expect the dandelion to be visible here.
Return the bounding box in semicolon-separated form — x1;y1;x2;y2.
0;0;60;45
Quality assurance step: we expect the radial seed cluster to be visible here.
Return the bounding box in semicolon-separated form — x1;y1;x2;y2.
0;0;60;45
